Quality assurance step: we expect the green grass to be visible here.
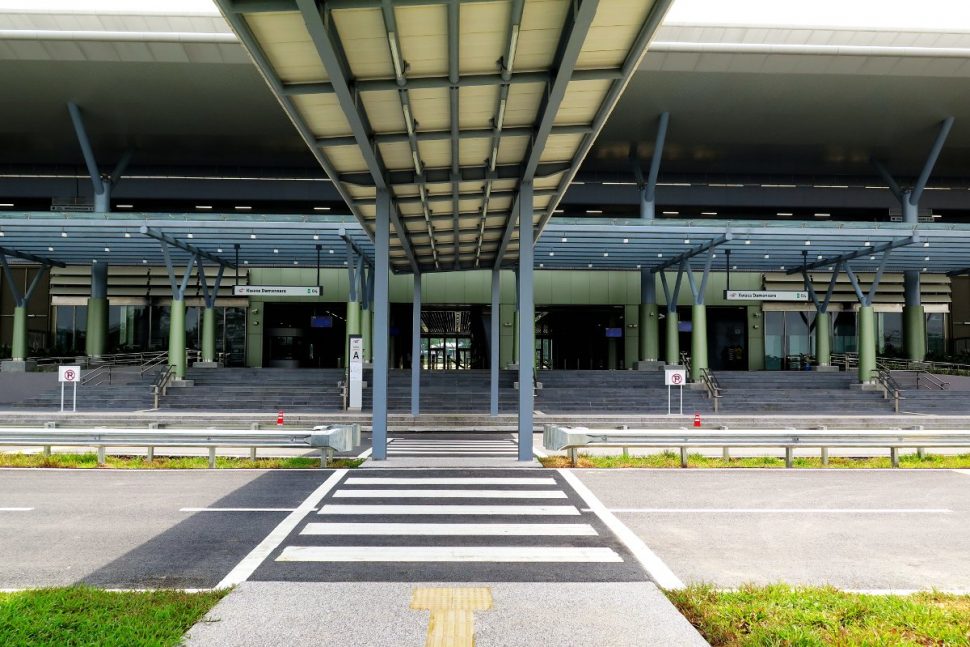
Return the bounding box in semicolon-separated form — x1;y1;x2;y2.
0;586;227;647
666;584;970;647
540;451;970;469
0;452;365;470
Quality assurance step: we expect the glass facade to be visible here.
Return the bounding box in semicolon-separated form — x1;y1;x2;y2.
764;311;816;370
877;312;904;357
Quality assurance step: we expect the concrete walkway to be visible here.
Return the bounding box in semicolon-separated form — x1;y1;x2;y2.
185;582;707;646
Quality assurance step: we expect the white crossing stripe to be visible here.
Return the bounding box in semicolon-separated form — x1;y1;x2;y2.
609;508;953;514
345;477;557;485
277;546;623;563
300;523;598;536
318;504;581;516
333;489;568;499
0;507;33;512
181;507;297;513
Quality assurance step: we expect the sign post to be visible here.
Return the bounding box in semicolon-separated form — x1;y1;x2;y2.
58;365;81;412
664;367;686;416
348;335;363;411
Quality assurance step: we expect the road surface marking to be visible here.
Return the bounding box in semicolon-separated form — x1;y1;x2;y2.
412;587;492;647
333;489;567;499
300;522;598;536
559;469;685;590
180;508;297;513
215;469;347;589
317;504;581;516
346;477;556;485
608;508;952;514
276;546;623;562
0;507;33;512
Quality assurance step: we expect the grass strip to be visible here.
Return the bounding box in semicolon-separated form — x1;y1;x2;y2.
540;451;970;469
0;586;227;647
666;584;970;647
0;452;364;469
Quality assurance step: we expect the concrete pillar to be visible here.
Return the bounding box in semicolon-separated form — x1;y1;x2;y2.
665;310;679;365
903;270;925;362
168;299;187;379
690;304;708;382
11;305;27;361
639;269;659;361
858;305;876;383
201;307;217;363
85;263;108;359
815;311;831;367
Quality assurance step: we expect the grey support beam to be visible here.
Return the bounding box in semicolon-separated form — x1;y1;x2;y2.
490;268;501;416
448;0;461;269
67;102;105;210
372;189;391;460
340;162;571;187
282;69;619;96
0;247;66;269
338;227;374;268
0;253;53;307
789;235;918;274
411;272;421;415
140;226;235;268
517;182;534;462
653;234;732;272
317;125;590;148
912;117;955;205
633;112;669;220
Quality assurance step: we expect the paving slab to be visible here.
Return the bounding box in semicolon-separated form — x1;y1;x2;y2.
184;581;707;647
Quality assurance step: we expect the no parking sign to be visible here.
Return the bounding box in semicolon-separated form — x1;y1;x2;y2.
665;368;686;416
58;365;81;412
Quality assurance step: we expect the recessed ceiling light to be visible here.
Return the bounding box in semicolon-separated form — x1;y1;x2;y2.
622;238;629;244
187;233;193;238
123;232;131;238
684;239;690;244
603;252;609;257
778;212;793;217
116;204;133;209
250;234;257;239
195;205;212;210
924;256;931;261
313;235;320;241
273;249;279;254
293;260;299;265
104;247;110;252
662;211;679;215
549;252;555;256
586;210;603;214
701;212;717;216
587;263;593;268
61;231;68;238
234;206;252;211
804;240;811;245
48;246;54;252
764;254;770;259
539;263;544;268
744;240;751;245
923;242;930;247
329;249;334;254
561;237;568;243
313;207;330;211
0;203;14;207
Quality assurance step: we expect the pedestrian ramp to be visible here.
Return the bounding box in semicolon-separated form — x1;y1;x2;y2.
248;469;647;583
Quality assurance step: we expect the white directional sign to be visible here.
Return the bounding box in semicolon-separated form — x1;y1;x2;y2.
233;286;321;297
664;368;686;386
58;366;81;383
348;336;363;411
725;290;808;302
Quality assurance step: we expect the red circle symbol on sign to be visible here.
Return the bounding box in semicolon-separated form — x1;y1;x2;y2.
671;373;682;385
64;370;75;381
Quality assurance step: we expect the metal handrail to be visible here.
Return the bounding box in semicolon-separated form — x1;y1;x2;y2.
679;351;691;376
544;424;968;468
872;367;904;413
140;351;170;376
80;364;112;387
152;365;176;409
699;367;722;413
916;371;949;391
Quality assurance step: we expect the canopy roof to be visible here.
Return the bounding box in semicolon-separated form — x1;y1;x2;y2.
213;0;672;274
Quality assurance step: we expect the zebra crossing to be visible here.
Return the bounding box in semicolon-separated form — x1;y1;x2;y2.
249;469;648;583
386;437;520;458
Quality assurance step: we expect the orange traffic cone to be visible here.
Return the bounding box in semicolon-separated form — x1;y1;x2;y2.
277;409;285;427
693;412;701;428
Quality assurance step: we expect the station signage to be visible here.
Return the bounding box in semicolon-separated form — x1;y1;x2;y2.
233;286;321;297
724;290;808;302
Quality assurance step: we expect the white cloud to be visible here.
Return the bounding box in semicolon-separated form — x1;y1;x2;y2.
665;0;970;31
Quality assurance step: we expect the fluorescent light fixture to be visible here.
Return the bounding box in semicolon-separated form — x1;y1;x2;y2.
0;203;13;207
814;185;848;189
602;181;636;186
313;207;331;211
553;209;564;214
585;209;603;214
507;24;520;70
116;204;133;208
234;206;252;211
701;212;717;216
273;249;279;254
804;240;811;245
658;182;691;187
814;213;831;218
48;246;53;251
709;183;743;188
662;211;680;215
603;252;609;257
195;205;212;210
777;212;793;217
217;248;223;253
762;184;796;188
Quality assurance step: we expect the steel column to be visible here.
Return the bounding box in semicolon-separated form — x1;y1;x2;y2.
858;305;876;383
815;311;832;367
169;298;187;379
85;262;109;359
517;182;534;462
11;306;27;361
490;268;500;416
411;272;421;416
690;304;708;382
362;301;372;363
904;270;925;362
372;189;391;460
639;269;659;362
345;301;361;369
201;307;217;364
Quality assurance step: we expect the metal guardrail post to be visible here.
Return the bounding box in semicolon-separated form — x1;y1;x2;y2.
818;425;828;465
97;446;105;466
208;447;216;469
679;446;687;468
146;446;154;462
785;447;793;468
890;447;899;468
914;425;925;458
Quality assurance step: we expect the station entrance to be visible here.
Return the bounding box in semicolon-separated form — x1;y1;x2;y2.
419;307;488;369
262;302;346;368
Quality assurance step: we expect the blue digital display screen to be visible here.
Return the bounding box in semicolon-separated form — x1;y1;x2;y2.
604;327;623;338
310;316;333;328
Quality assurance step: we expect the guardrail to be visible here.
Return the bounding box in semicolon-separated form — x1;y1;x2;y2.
0;424;361;468
543;424;969;468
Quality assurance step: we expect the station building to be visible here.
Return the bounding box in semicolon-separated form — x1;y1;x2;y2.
2;0;970;417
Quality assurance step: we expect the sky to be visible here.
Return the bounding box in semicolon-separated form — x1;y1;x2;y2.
1;0;970;32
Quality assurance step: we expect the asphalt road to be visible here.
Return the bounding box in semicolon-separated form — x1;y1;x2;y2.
576;468;970;590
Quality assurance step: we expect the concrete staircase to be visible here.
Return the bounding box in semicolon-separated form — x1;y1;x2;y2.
162;368;346;412
387;369;518;413
535;370;713;414
10;366;160;411
891;371;970;415
714;370;891;414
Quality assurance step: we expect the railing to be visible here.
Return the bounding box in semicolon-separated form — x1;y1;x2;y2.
699;367;722;413
544;425;970;468
80;364;113;387
917;371;949;390
0;424;361;468
872;367;904;413
679;351;691;377
152;365;176;409
831;352;857;370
